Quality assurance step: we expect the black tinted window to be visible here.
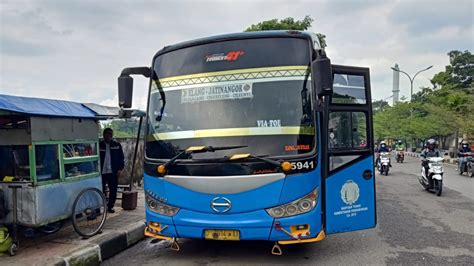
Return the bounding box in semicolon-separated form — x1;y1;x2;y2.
154;38;310;78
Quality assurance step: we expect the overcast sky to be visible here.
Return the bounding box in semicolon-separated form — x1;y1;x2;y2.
1;0;472;109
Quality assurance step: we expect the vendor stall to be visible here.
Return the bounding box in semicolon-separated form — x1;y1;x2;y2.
0;94;116;254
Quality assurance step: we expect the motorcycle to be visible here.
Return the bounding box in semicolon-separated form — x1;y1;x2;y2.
458;152;473;177
396;149;405;163
377;152;390;176
419;157;444;196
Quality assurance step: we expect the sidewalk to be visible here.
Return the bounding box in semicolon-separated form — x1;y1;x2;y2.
0;188;146;266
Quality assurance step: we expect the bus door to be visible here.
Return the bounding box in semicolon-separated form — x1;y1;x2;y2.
324;65;376;234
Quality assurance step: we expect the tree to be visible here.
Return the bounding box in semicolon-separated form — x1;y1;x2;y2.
245;16;327;48
411;87;433;103
372;99;389;114
431;50;474;91
374;50;474;150
101;119;142;138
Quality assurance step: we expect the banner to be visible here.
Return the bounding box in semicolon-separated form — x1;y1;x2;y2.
181;83;253;103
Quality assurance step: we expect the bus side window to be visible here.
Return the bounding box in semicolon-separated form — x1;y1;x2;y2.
329;111;368;171
329;112;367;150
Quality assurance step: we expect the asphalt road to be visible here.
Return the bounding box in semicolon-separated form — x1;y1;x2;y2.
104;156;474;265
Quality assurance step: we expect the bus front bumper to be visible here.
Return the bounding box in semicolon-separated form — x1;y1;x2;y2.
145;206;323;244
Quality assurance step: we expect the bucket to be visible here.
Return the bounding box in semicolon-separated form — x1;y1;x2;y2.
121;191;138;210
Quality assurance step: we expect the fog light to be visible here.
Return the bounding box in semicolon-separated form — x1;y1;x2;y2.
295;224;308;230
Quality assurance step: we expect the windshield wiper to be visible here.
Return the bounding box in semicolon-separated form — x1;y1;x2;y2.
162;145;247;169
226;153;292;173
227;153;281;167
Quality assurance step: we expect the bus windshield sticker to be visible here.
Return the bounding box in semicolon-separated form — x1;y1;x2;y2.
205;51;245;62
285;145;311;151
181;83;253;103
257;119;281;127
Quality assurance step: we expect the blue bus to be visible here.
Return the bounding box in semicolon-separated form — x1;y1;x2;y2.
117;31;376;255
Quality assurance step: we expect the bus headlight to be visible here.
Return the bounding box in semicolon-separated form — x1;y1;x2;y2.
266;188;319;218
145;194;180;216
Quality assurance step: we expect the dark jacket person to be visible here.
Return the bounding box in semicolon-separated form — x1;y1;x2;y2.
100;128;125;213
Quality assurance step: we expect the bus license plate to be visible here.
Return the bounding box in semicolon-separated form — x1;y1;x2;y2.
204;230;240;240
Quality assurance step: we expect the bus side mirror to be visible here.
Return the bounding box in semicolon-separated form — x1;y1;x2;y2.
118;75;133;108
312;49;333;98
117;67;151;108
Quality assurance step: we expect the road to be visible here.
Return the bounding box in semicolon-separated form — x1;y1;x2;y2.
104;156;474;265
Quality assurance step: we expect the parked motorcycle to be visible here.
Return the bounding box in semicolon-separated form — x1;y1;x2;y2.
377;152;390;176
419;157;444;196
458;152;473;177
396;150;405;163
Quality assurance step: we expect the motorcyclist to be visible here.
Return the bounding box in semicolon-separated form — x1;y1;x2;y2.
457;140;472;174
420;139;440;187
394;140;405;151
394;140;405;162
375;141;391;167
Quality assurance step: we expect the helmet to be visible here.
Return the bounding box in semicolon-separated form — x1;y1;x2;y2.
461;140;469;148
380;141;386;145
427;139;436;149
397;140;402;144
380;141;386;148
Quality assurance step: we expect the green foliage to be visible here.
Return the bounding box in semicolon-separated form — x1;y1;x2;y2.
100;119;143;138
374;50;474;145
431;50;473;91
372;99;389;114
245;15;327;48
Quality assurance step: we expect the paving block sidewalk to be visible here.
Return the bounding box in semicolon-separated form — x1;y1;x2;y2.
0;188;146;266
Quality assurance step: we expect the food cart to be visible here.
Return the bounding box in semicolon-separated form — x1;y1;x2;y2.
0;94;115;255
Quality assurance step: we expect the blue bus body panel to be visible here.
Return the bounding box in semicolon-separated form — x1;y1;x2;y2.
144;168;322;241
325;156;376;234
278;167;321;204
173;209;272;240
163;178;284;214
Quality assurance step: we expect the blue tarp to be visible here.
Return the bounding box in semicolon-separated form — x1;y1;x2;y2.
0;94;97;118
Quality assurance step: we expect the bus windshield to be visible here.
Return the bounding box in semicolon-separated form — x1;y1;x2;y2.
146;37;315;160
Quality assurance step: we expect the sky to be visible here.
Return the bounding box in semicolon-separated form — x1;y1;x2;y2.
1;0;473;109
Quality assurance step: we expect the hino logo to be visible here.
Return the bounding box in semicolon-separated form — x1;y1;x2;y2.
211;197;232;213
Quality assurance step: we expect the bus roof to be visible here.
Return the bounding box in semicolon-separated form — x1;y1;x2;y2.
157;30;319;57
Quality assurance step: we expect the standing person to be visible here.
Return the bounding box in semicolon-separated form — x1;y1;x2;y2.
100;128;125;213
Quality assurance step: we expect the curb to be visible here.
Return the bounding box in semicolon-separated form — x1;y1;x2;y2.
405;152;458;164
41;220;146;266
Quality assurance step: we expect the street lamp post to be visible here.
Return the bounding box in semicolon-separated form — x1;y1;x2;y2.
390;65;433;150
391;65;433;101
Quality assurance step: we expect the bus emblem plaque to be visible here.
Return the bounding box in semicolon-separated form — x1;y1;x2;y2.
211;197;232;213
